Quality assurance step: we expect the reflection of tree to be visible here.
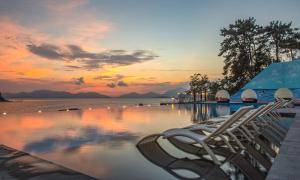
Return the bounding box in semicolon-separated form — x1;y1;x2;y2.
177;104;230;122
191;104;210;122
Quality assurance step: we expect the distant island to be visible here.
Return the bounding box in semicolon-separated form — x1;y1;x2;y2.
2;88;187;99
3;90;109;99
118;92;168;98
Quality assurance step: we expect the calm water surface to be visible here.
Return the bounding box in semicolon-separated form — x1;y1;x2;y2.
0;98;240;179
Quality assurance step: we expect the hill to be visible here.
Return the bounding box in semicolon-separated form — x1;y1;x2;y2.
3;90;110;99
118;92;168;98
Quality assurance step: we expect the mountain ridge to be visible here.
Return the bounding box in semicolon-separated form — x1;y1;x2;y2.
2;89;182;99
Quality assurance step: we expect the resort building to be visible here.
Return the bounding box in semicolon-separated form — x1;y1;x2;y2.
231;59;300;102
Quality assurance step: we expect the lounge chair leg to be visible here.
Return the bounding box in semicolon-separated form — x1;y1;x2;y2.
250;121;260;134
241;126;255;139
201;142;221;165
227;131;245;149
238;128;252;142
220;135;236;153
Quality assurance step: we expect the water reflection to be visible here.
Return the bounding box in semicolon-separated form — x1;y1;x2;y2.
177;103;231;122
0;99;243;179
24;127;138;153
137;134;267;180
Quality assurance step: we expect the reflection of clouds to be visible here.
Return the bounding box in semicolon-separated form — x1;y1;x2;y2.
23;127;138;153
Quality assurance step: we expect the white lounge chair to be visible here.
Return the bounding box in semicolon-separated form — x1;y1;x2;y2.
162;106;253;164
186;105;267;149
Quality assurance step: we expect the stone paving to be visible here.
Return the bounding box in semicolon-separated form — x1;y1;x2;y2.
266;107;300;180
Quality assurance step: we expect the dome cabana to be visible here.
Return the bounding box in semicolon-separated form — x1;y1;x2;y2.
274;88;294;100
241;89;257;103
215;90;230;103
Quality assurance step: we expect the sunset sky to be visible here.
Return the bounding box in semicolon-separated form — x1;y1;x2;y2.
1;0;300;95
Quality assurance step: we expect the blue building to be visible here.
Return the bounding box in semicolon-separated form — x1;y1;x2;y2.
231;59;300;102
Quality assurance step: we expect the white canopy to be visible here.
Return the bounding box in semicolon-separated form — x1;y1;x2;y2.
274;88;293;99
215;90;230;99
241;89;257;100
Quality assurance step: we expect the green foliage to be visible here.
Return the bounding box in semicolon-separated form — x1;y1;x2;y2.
264;21;300;61
189;73;209;102
219;17;300;94
188;18;300;99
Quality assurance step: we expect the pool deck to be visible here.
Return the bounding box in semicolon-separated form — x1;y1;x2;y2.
0;145;97;180
160;101;267;105
266;107;300;180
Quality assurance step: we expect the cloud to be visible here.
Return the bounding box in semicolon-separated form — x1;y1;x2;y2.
107;82;116;88
117;81;128;87
65;65;81;69
27;43;159;70
45;0;88;13
106;80;128;88
27;44;66;60
73;77;85;85
147;68;205;72
131;82;172;87
94;74;124;81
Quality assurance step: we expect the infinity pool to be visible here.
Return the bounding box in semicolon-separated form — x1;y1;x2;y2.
0;99;259;179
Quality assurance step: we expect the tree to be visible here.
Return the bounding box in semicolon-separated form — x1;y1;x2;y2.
189;73;208;102
279;31;300;60
200;75;209;101
264;21;300;61
207;80;222;100
219;17;271;94
189;74;201;102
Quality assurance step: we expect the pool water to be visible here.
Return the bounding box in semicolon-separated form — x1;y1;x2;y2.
0;99;265;179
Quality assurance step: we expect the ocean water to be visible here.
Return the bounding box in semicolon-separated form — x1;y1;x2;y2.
0;99;261;179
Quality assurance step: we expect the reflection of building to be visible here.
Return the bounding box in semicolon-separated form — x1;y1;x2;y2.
215;105;230;117
231;60;300;102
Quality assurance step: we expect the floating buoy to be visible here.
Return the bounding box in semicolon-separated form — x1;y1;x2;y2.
38;110;42;113
66;109;70;112
2;112;7;115
107;106;111;110
88;107;92;110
